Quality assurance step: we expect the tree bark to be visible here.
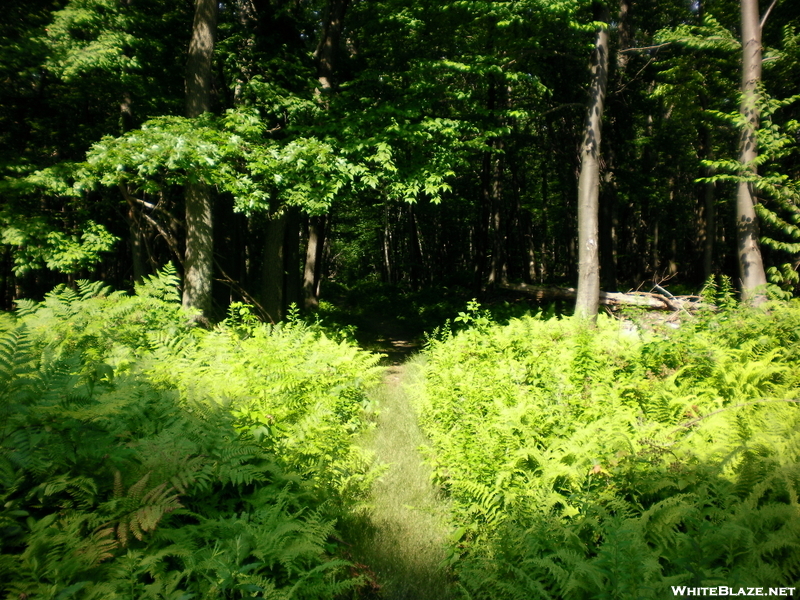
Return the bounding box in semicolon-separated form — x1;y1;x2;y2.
487;137;507;286
127;199;146;282
303;215;326;309
736;0;768;305
284;206;301;310
182;0;218;318
300;0;349;308
598;0;630;292
699;117;716;281
314;0;349;92
575;5;610;322
262;213;287;323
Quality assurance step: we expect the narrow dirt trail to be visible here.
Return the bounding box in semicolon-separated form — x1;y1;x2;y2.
344;355;458;600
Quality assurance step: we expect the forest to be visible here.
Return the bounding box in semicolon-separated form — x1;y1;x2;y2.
2;0;800;598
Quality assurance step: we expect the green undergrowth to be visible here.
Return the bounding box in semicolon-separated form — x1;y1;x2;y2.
0;266;382;599
414;301;800;599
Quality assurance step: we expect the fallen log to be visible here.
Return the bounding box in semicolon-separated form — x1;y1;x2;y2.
500;283;710;311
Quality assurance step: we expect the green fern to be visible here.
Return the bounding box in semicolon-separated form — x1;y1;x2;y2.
414;304;800;598
1;273;377;598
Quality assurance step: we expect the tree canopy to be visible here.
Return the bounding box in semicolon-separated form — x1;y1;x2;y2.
2;0;800;314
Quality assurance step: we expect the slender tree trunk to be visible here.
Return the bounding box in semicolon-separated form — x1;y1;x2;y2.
575;5;610;322
382;204;394;284
487;137;507;286
487;79;509;287
119;92;146;283
736;0;768;304
703;177;716;279
699;117;717;280
599;175;618;290
284;207;301;310
697;1;716;282
598;0;629;292
233;0;258;104
409;204;425;290
475;148;492;289
299;0;349;307
182;0;218;318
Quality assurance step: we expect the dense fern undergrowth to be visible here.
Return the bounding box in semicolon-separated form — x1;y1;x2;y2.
0;266;382;599
415;299;800;599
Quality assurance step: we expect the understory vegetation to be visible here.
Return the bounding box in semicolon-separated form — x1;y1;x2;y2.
4;269;800;599
415;296;800;598
0;267;382;599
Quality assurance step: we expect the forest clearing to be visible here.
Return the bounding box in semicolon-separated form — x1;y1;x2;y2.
2;0;800;597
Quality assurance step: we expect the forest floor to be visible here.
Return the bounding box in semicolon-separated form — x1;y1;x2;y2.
340;314;458;599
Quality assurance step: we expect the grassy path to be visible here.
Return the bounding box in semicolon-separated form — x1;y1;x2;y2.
344;359;457;600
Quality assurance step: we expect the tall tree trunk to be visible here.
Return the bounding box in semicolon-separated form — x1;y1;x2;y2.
182;0;218;318
300;0;349;308
575;5;610;322
119;91;146;283
736;0;768;304
262;213;287;323
383;205;394;284
699;116;717;281
303;216;326;309
598;0;629;292
697;0;716;282
475;147;492;290
128;200;146;282
284;207;301;310
487;137;507;286
314;0;350;92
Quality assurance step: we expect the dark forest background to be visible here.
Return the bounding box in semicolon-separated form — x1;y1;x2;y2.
2;0;800;321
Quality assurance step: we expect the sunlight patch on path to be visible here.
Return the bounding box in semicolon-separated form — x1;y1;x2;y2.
346;359;457;600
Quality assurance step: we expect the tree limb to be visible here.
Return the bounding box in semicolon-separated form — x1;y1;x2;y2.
760;0;778;30
118;184;183;266
500;283;710;311
618;42;671;54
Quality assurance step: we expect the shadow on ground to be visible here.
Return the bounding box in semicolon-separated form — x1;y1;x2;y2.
340;361;458;600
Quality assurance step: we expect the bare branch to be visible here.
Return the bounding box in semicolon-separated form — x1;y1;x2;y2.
213;259;269;321
614;56;656;95
760;0;778;30
119;184;183;265
618;42;671;54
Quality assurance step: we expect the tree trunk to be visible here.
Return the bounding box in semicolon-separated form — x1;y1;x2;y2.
503;282;709;311
284;207;301;310
182;0;218;318
487;137;507;286
700;118;716;280
736;0;768;304
598;0;629;292
303;215;326;309
475;147;492;289
314;0;350;92
697;1;716;282
262;213;287;323
128;201;146;282
575;5;610;322
300;0;349;307
383;204;395;284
